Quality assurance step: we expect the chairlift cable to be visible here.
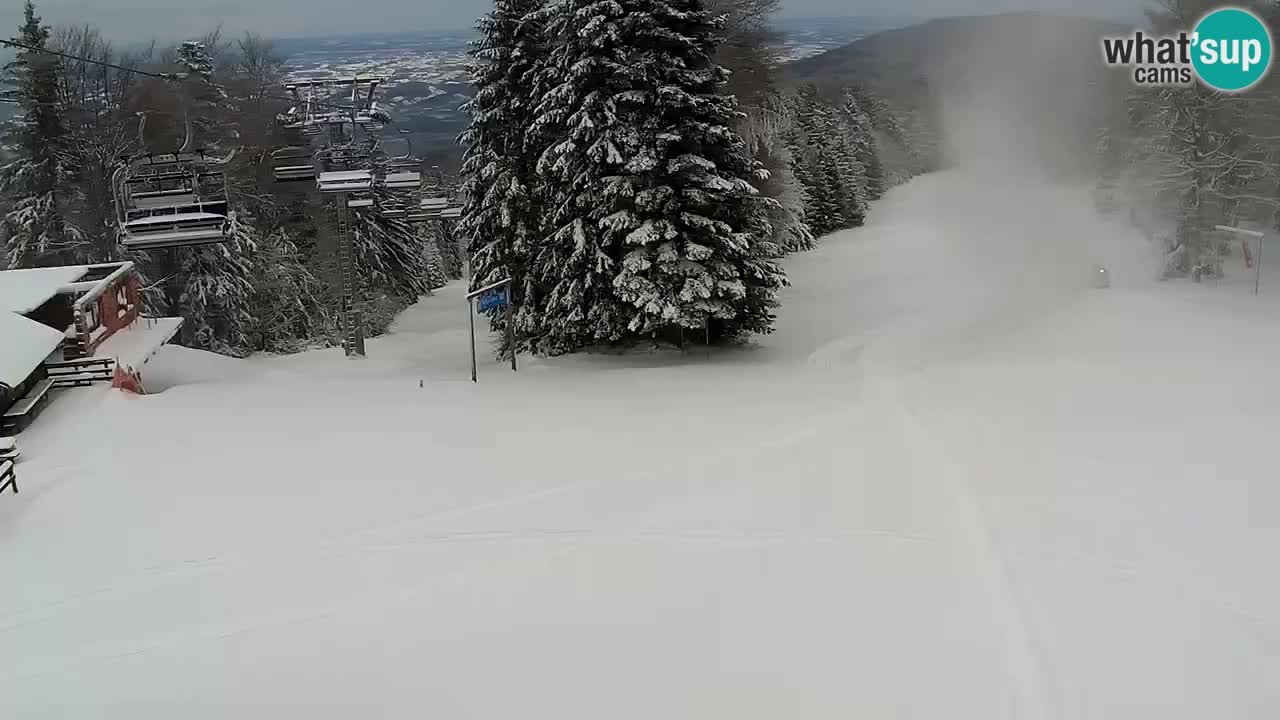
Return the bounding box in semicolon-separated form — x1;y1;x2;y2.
0;37;368;113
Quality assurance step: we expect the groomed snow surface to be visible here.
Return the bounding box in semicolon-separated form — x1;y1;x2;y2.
3;170;1278;718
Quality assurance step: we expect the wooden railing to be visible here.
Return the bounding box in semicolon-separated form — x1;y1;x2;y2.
45;357;116;388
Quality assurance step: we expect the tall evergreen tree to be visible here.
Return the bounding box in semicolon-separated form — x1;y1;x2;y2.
0;0;84;267
459;0;549;352
842;90;885;200
528;0;786;351
785;84;879;234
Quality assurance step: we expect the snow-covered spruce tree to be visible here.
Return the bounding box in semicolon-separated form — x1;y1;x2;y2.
830;122;869;228
1108;0;1280;279
1128;82;1251;279
344;205;420;337
847;84;935;184
753;141;814;253
528;0;786;351
417;220;449;290
706;0;814;256
739;92;815;253
354;205;431;301
842;90;885;201
178;212;256;355
788;86;842;235
245;227;332;353
0;0;86;267
783;123;819;234
459;0;549;352
434;218;465;279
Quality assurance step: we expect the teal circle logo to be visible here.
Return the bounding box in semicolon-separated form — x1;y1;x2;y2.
1191;7;1273;92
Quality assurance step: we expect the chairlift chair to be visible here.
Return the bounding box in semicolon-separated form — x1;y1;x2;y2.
113;150;232;250
376;195;408;219
317;169;373;194
271;146;317;183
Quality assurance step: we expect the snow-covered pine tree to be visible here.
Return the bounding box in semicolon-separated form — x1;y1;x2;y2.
178;211;256;354
783;123;820;236
739;92;815;253
1127;80;1247;279
830;123;869;228
753;142;814;253
0;0;85;267
245;227;332;353
459;0;549;352
417;220;449;290
353;204;431;302
529;0;786;351
788;86;842;235
1253;2;1280;237
705;0;814;257
842;90;885;200
433;218;465;279
1116;0;1280;280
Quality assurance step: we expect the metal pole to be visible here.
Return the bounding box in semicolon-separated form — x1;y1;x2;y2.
506;287;516;372
1257;233;1264;296
469;297;477;383
1215;225;1265;297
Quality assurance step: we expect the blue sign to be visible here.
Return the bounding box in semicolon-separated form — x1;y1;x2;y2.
477;287;509;313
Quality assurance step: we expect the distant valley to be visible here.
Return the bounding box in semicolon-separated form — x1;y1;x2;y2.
272;17;913;165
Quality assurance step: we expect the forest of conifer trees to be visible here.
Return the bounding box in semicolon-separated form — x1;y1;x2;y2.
0;0;924;358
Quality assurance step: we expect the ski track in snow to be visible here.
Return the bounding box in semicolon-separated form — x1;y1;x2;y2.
3;171;1279;717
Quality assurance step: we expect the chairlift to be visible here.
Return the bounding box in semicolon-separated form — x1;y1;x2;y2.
318;169;373;193
278;77;389;134
112;115;233;250
383;171;422;190
271;146;317;183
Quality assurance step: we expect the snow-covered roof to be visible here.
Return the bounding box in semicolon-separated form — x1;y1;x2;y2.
0;263;131;390
0;313;65;390
0;266;90;315
97;316;184;372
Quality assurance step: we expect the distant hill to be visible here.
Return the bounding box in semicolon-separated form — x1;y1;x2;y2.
785;12;1131;94
783;13;1136;178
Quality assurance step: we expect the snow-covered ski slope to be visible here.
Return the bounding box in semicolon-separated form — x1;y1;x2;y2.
3;170;1278;718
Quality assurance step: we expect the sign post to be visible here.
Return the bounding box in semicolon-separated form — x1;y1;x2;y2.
465;277;516;382
1215;225;1266;295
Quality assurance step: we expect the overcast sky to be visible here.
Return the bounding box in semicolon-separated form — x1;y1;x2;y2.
18;0;1148;43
